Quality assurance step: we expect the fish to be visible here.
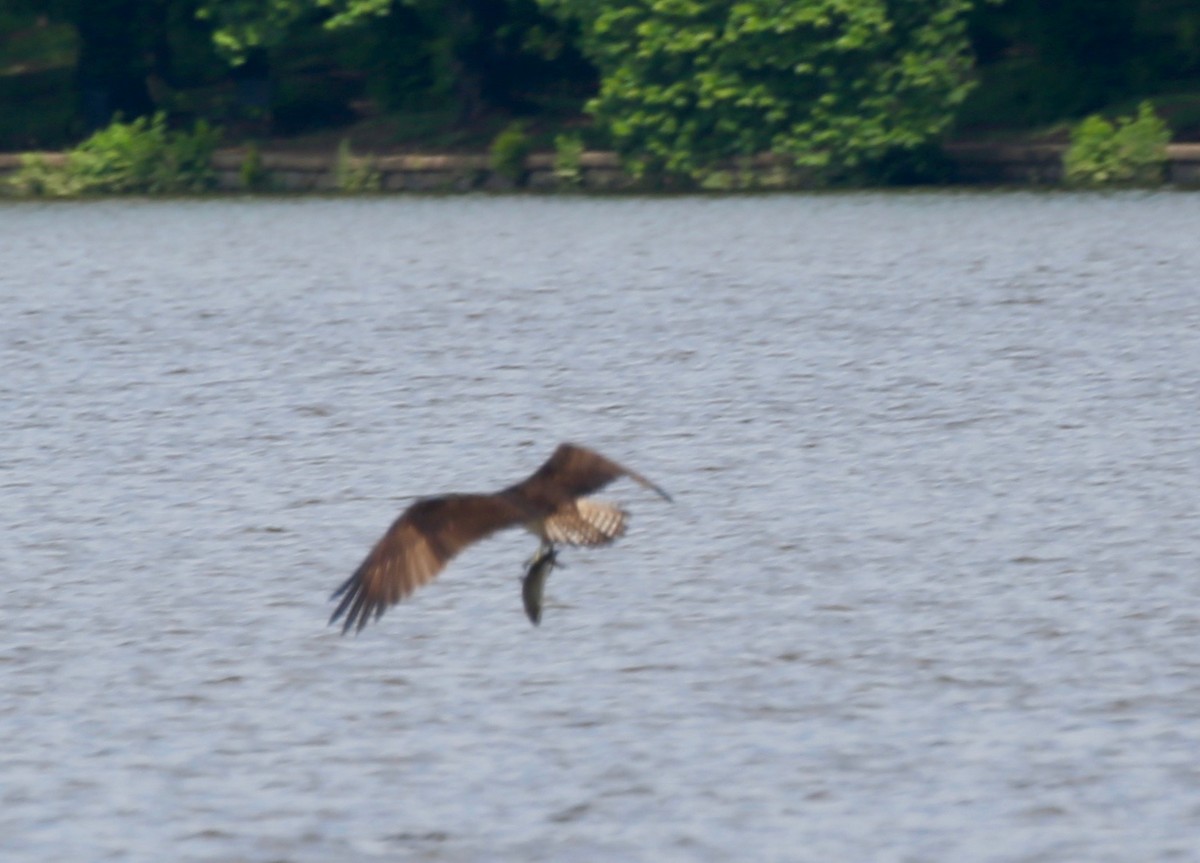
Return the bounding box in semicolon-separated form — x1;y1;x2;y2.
521;542;560;626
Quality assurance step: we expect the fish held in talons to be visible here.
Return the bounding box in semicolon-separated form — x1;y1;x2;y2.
522;542;561;626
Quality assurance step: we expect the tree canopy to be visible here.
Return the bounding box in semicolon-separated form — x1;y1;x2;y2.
542;0;976;178
3;0;1199;178
196;0;392;59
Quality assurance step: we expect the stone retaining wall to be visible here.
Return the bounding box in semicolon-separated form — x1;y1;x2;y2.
209;150;651;191
945;142;1200;185
3;143;1199;192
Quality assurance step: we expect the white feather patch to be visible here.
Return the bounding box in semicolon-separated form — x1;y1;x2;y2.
543;498;627;546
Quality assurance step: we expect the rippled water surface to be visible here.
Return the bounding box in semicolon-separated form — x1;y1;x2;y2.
3;193;1200;862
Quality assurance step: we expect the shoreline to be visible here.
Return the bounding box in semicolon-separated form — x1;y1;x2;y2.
3;142;1200;193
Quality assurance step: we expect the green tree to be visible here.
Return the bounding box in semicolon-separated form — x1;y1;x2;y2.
1;0;229;137
3;0;591;143
966;0;1200;128
199;0;591;121
540;0;977;180
196;0;390;59
1;0;166;129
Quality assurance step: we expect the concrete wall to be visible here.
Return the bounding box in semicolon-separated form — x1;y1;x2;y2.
210;150;639;192
945;142;1200;186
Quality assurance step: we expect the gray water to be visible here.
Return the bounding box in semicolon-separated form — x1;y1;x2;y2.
3;193;1199;862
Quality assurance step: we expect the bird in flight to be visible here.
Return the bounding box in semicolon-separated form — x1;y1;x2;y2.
329;443;671;632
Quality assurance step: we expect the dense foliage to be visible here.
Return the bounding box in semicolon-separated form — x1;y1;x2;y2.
541;0;976;179
965;0;1200;127
3;0;1198;181
197;0;389;59
10;112;219;194
196;0;594;122
1063;102;1171;187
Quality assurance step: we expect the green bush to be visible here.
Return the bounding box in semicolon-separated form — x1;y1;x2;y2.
334;139;382;192
10;113;221;196
490;122;532;185
7;154;69;196
165;119;221;191
239;142;269;191
1063;102;1171;187
552;133;584;187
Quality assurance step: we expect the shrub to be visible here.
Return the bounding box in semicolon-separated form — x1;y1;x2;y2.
8;154;73;196
166;119;221;192
239;142;269;191
490;122;532;185
552;133;584;187
1064;102;1171;187
334;139;382;193
11;113;221;196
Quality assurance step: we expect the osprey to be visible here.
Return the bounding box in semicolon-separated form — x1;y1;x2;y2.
329;443;671;632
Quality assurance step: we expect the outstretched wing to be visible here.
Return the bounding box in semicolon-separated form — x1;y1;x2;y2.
330;494;526;633
506;443;672;506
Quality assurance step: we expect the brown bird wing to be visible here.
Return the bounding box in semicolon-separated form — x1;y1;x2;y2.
505;442;672;507
329;493;527;633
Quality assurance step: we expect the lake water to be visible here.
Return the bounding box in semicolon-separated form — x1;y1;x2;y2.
2;193;1200;862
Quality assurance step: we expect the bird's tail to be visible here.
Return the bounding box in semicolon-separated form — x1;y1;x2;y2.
543;498;627;547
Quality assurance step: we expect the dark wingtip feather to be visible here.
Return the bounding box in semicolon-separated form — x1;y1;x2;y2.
330;555;376;634
329;571;356;601
345;587;371;635
626;470;672;503
328;582;354;629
